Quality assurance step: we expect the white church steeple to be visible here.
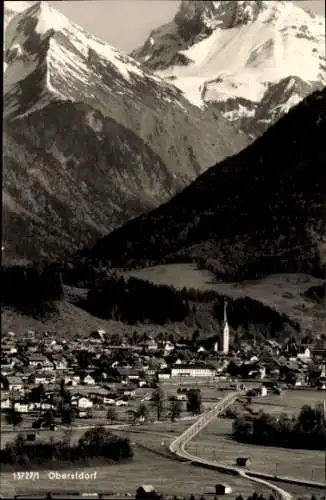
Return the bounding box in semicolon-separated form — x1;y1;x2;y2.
223;299;229;355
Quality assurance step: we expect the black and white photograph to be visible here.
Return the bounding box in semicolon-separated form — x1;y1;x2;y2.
1;0;326;499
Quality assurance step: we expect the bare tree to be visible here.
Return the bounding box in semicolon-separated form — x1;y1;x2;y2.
107;406;117;424
5;404;23;431
151;387;164;421
168;396;181;422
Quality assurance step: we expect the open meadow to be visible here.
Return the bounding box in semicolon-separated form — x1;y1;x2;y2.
248;389;326;417
188;418;325;484
124;264;326;330
1;388;325;498
0;433;273;499
187;389;326;489
2;414;323;499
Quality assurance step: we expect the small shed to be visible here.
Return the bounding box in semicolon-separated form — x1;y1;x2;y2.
236;457;251;467
261;386;268;397
215;483;232;495
136;485;158;499
26;433;36;442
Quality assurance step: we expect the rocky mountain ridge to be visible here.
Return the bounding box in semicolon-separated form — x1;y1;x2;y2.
3;1;246;263
132;0;325;138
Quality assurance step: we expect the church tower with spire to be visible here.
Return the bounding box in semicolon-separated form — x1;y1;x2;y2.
223;299;229;355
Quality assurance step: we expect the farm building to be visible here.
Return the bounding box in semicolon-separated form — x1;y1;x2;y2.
297;347;311;359
136;485;159;499
83;374;95;385
90;329;107;342
236;457;251;467
77;397;93;409
25;433;36;442
158;370;171;380
7;376;24;391
260;386;268;397
215;483;232;495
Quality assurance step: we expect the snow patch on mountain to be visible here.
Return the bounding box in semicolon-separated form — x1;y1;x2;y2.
223;104;256;121
271;93;303;115
85;110;104;133
33;1;70;35
157;1;325;107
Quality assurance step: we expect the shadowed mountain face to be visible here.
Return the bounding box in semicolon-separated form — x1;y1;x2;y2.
3;102;179;262
75;89;326;281
3;1;246;263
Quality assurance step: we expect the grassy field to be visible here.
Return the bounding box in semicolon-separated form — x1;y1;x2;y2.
189;419;325;483
268;481;326;498
248;389;326;417
2;391;325;498
1;420;324;498
125;264;326;330
187;389;326;486
0;431;273;499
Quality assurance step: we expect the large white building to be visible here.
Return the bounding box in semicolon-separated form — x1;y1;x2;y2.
171;364;216;378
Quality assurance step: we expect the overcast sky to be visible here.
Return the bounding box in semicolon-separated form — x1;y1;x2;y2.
47;1;326;53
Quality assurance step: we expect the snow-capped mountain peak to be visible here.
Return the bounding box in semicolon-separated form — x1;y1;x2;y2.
27;1;69;34
3;0;248;263
4;0;177;119
133;0;325;111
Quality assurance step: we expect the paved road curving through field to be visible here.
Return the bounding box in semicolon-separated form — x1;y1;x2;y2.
169;391;293;500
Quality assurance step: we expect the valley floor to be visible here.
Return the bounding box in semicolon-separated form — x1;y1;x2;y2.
1;389;325;498
0;425;272;499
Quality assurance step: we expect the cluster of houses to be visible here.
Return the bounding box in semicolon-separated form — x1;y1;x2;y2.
1;329;325;419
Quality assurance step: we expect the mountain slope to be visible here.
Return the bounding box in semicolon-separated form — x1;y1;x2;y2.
4;1;246;181
132;0;325;137
75;88;326;281
3;1;246;262
3;102;178;262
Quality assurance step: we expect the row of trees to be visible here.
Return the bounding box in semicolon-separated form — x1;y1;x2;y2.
2;258;301;339
1;427;132;467
233;404;326;450
1;263;63;316
213;296;299;338
126;388;201;423
79;271;299;337
84;275;190;324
